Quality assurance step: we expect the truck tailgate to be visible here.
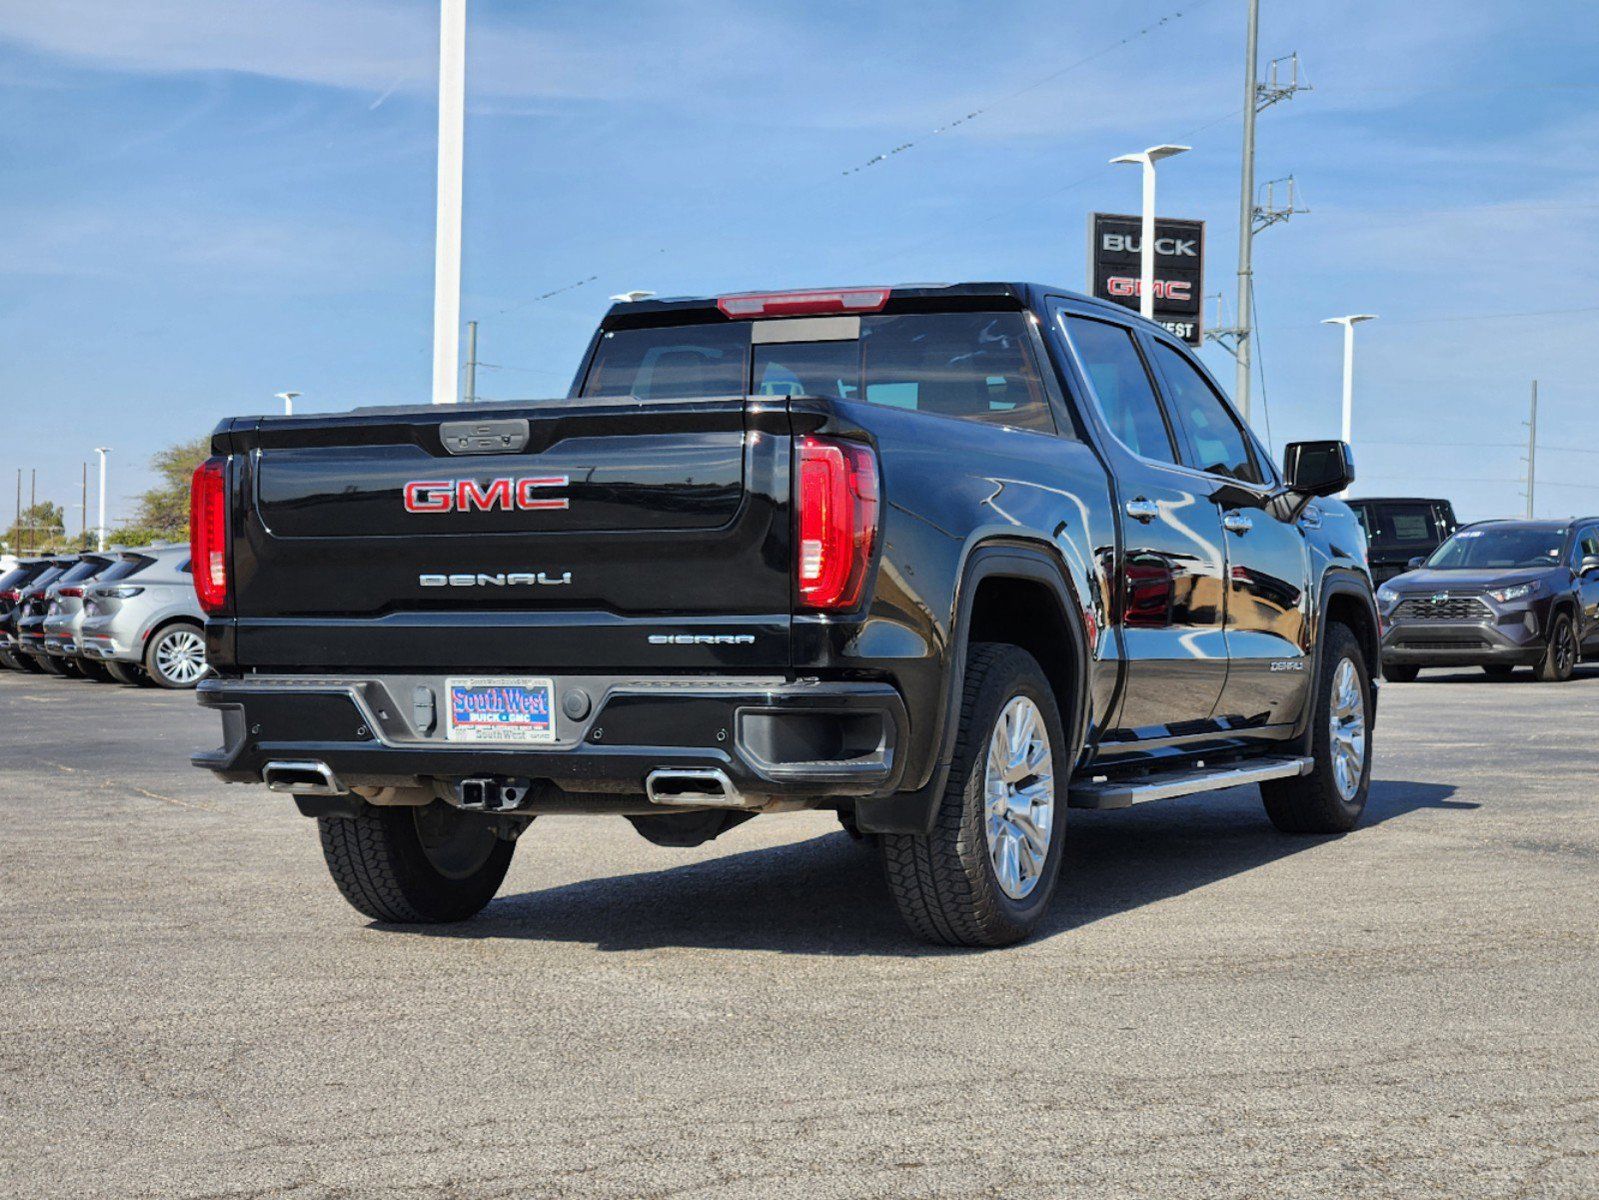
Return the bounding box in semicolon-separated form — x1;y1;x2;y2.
220;396;793;673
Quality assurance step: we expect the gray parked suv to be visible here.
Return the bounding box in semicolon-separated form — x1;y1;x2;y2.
79;544;209;688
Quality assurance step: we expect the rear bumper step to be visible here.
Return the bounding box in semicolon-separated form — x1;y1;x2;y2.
192;673;908;802
1068;756;1312;810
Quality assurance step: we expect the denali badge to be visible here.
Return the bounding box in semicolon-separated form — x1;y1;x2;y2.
403;476;569;513
419;572;572;587
1269;660;1305;672
648;634;756;646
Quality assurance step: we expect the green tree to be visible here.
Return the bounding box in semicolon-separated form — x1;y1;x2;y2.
114;435;212;543
4;501;66;553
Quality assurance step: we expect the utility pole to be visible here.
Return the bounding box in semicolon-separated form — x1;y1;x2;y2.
1208;1;1310;425
81;463;88;546
1524;380;1538;519
13;469;19;553
29;469;36;553
94;447;110;552
464;319;478;404
431;0;467;404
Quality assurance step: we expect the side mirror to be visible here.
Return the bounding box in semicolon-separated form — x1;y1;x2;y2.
1282;439;1355;498
1407;556;1426;570
1581;556;1599;577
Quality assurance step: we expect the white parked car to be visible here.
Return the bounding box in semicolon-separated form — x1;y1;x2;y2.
79;544;209;688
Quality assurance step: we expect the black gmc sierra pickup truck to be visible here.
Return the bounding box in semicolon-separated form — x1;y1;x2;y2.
191;282;1379;946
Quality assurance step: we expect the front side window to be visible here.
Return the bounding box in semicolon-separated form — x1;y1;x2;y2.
1060;315;1176;463
1574;528;1599;564
1151;342;1263;484
1426;526;1563;569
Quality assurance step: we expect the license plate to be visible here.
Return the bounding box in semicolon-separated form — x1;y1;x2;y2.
444;677;556;743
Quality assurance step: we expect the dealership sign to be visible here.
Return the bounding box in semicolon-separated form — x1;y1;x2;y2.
1088;213;1205;346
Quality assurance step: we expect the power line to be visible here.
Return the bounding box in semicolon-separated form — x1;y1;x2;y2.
839;0;1214;177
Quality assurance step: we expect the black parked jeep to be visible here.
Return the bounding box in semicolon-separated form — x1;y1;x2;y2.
1379;518;1599;682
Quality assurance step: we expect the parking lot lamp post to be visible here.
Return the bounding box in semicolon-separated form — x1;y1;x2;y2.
1110;144;1191;320
1321;315;1375;497
94;447;110;551
275;391;299;416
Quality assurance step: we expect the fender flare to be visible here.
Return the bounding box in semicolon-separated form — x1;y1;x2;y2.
854;538;1092;835
1297;568;1381;746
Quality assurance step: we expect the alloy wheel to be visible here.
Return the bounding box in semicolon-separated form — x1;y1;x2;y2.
983;695;1055;900
153;629;207;686
1328;657;1367;802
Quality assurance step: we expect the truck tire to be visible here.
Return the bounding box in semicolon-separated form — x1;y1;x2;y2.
1261;624;1372;834
104;660;145;686
880;643;1067;947
1533;613;1577;683
1382;663;1419;683
317;801;515;923
143;623;209;689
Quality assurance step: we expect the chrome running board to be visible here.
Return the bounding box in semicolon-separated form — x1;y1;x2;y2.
1068;756;1313;810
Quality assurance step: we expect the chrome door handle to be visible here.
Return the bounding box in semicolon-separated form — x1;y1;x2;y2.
1223;511;1254;535
1125;497;1160;523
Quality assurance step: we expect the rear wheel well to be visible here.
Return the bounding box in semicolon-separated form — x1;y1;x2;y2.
1325;589;1378;676
144;613;202;650
965;574;1079;730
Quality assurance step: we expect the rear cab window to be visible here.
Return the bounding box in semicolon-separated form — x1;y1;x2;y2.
581;310;1055;433
1362;503;1444;554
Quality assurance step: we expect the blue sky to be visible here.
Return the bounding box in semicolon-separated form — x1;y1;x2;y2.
3;0;1598;528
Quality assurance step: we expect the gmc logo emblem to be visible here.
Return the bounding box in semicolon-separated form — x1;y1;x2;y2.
403;476;569;513
1105;276;1192;302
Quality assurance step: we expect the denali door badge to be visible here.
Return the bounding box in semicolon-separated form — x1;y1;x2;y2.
403;476;569;513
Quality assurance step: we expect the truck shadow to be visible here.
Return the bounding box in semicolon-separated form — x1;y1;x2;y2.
394;779;1470;956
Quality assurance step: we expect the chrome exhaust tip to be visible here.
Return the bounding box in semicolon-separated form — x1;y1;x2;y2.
263;760;345;796
645;768;748;809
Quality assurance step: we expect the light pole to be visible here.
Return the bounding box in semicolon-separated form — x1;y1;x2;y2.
431;0;467;404
275;391;300;416
1109;144;1190;320
1322;314;1376;497
94;447;110;551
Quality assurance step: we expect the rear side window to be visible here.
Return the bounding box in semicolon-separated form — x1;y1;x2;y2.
1151;342;1263;484
1060;316;1177;463
583;324;747;401
1574;528;1599;563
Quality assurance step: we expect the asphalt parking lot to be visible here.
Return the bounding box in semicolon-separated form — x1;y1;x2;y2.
2;667;1596;1199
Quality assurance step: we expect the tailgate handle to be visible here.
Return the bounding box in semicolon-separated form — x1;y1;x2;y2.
440;418;530;455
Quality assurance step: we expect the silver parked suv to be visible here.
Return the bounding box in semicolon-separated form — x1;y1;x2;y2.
79;544;209;688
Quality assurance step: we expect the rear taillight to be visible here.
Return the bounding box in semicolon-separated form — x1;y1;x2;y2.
717;287;890;318
190;457;228;614
1;589;17;602
795;436;879;610
59;587;83;599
